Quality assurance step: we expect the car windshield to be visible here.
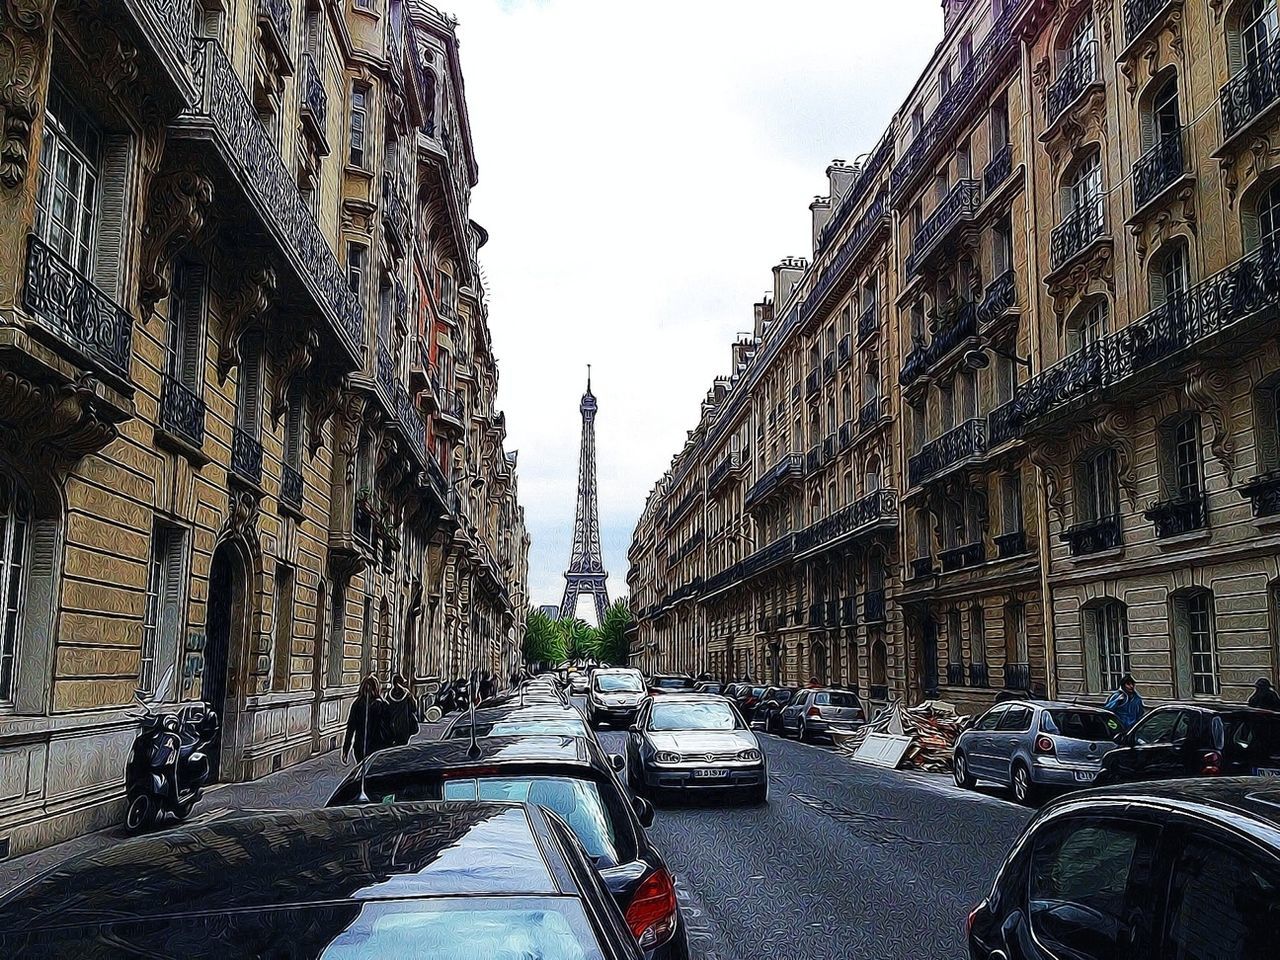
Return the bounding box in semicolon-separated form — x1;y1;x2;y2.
487;720;590;738
441;777;621;864
650;701;739;731
815;692;860;707
594;674;643;692
1042;709;1119;740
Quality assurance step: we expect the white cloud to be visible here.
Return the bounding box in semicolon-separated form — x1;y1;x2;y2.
452;0;942;605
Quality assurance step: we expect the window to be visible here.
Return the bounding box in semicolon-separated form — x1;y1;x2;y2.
910;301;925;340
871;638;887;687
864;356;880;402
1167;415;1202;502
169;259;206;392
347;243;366;298
1081;447;1119;522
1242;0;1278;71
1002;472;1023;533
959;369;978;419
327;582;345;687
0;476;31;706
1066;150;1103;225
996;705;1031;731
971;606;987;669
273;565;294;691
349;85;368;167
1151;242;1190;307
940;61;952;96
1090;601;1131;692
1173;591;1219;698
34;83;101;274
960;33;973;70
940;379;955;432
865;456;882;493
237;332;264;438
1068;298;1110;353
1006;600;1028;665
1150;74;1180;146
975;706;1006;731
1131;708;1188;745
911;105;925;138
992;215;1013;276
361;595;373;677
956;139;971;180
1029;819;1153;959
1065;13;1096;66
1164;833;1280;959
140;521;185;699
1256;180;1280;250
996;352;1017;404
990;96;1009;152
949;610;964;670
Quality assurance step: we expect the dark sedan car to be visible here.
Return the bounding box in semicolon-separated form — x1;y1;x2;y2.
968;779;1280;959
752;686;798;733
328;736;688;958
444;703;595;742
0;801;644;959
1095;701;1280;785
647;674;695;696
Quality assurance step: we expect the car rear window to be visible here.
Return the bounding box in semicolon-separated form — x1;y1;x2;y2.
653;677;692;689
815;692;860;707
487;720;590;738
1042;709;1119;740
1223;714;1280;755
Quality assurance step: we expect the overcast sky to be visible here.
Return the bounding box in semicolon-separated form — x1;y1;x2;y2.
452;0;943;609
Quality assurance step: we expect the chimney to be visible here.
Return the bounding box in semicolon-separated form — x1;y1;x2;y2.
810;196;833;254
827;159;858;205
754;297;774;340
772;257;807;310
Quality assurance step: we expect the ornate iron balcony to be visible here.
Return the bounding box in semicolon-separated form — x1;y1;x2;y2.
947;662;966;687
231;426;264;486
160;373;206;449
821;135;894;252
23;234;133;380
977;269;1017;325
1004;662;1031;690
300;54;328;146
984;143;1013;196
906;179;982;276
668;485;703;527
970;661;990;688
281;464;303;510
794;489;897;555
908;417;987;486
823;353;835;382
806;369;820;398
803;190;890;318
808;603;824;627
864;588;886;623
382;172;411;250
1221;45;1280;140
940;540;986;572
859;397;883;433
183;38;363;361
898;300;977;386
823;433;836;463
839;421;853;450
136;0;196;86
858;301;878;343
1133;130;1185;211
745;454;803;509
806;446;821;474
1145;494;1207;538
1062;515;1123;555
1242;469;1280;518
838;334;852;364
256;0;292;63
994;529;1027;558
1046;41;1099;126
707;452;742;493
1050;197;1106;272
1124;0;1171;45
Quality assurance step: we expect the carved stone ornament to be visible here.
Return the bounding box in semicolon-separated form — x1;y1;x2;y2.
1209;0;1225;21
220;487;261;547
269;326;318;425
0;0;55;189
1092;406;1140;506
1048;241;1115;318
1046;91;1108;171
139;169;215;318
308;376;345;456
0;370;117;476
1094;0;1114;48
1185;362;1238;482
336;390;366;483
218;264;277;383
1131;184;1197;261
1220;134;1280;208
61;0;139;94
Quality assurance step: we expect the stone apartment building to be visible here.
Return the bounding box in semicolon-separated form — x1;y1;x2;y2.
0;0;526;858
629;0;1280;716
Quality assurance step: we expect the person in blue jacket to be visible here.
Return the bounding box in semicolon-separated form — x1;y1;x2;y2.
1104;674;1144;730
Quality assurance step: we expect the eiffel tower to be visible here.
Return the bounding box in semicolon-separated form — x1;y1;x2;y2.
560;369;609;625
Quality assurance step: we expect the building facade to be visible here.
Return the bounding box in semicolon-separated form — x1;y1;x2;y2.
628;0;1280;716
0;0;526;858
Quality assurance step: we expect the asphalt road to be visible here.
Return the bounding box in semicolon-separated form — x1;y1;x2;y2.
591;714;1033;960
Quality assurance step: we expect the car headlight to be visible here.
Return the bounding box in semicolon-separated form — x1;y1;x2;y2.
654;750;682;763
737;749;762;762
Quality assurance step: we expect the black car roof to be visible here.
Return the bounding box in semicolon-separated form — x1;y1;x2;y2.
356;734;603;781
1051;777;1280;834
1146;701;1280;717
0;802;572;932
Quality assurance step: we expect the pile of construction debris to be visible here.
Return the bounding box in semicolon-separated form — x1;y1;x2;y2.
832;700;974;772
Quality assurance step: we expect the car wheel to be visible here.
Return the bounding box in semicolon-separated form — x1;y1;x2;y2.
125;793;156;833
798;718;808;742
1012;762;1036;806
953;751;975;789
744;781;768;806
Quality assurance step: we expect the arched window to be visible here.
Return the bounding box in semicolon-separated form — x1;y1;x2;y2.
1149;241;1190;307
871;638;888;689
1063;150;1103;223
1253;179;1280;250
1085;599;1131;692
0;474;31;707
1143;73;1181;149
1063;12;1096;67
864;455;882;493
1067;297;1110;353
1236;0;1278;73
1171;589;1219;697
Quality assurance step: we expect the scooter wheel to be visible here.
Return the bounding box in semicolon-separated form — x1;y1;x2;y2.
125;794;157;833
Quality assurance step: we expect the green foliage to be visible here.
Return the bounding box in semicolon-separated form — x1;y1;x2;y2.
595;599;633;666
521;601;634;667
522;608;565;666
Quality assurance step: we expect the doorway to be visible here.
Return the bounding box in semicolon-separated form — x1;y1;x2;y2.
205;540;248;781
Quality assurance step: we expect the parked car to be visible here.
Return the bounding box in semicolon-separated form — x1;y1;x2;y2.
693;681;724;695
568;671;591;695
327;735;688;958
953;700;1121;804
588;668;647;727
732;685;769;721
1095;702;1280;786
0;801;645;959
443;704;594;743
968;778;1280;959
647;675;695;696
778;687;864;742
752;686;798;734
626;693;767;804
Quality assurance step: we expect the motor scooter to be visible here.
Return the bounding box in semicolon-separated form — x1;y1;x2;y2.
125;688;220;833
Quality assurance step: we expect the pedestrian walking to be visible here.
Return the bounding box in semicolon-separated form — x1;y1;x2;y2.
1103;674;1145;730
480;671;496;702
343;675;386;763
384;674;419;746
1248;677;1280;711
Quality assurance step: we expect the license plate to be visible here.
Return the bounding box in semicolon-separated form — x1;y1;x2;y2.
1256;767;1280;777
1074;771;1097;782
693;768;728;778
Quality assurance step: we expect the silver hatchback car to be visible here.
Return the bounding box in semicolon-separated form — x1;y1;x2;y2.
953;700;1121;804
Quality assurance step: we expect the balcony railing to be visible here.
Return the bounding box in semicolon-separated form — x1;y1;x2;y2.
806;446;821;474
908;418;987;486
23;234;133;380
839;421;854;450
382;172;411;249
1221;45;1280;141
707;452;742;493
822;433;836;463
947;663;966;687
970;661;990;688
1050;197;1106;272
231;427;264;485
864;588;886;623
823;353;835;382
821;134;894;252
183;38;363;361
1242;469;1280;518
281;463;303;510
994;529;1027;559
1145;494;1207;538
859;397;883;433
994;240;1280;440
838;333;852;364
1046;40;1099;127
858;301;878;343
803;190;890;319
984;142;1013;196
745;454;803;509
977;269;1017;325
795;489;897;555
806;369;820;398
1133;130;1185;211
300;54;328;146
940;540;986;572
1124;0;1171;45
906;179;981;275
899;299;978;385
1062;515;1123;556
257;0;292;60
137;0;197;89
1005;662;1031;690
160;373;206;448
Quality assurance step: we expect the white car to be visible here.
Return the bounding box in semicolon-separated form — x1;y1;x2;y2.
586;668;646;728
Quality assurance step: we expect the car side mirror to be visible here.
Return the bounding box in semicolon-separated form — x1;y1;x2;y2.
633;796;655;828
608;753;625;772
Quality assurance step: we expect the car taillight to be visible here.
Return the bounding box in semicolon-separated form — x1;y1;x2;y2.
625;868;678;949
1034;735;1055;755
745;696;757;707
1200;750;1222;775
966;901;984;936
807;706;822;718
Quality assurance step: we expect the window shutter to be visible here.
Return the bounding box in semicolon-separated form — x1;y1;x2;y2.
180;261;206;389
285;380;304;469
92;133;132;300
240;335;263;436
13;518;56;715
159;526;187;700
